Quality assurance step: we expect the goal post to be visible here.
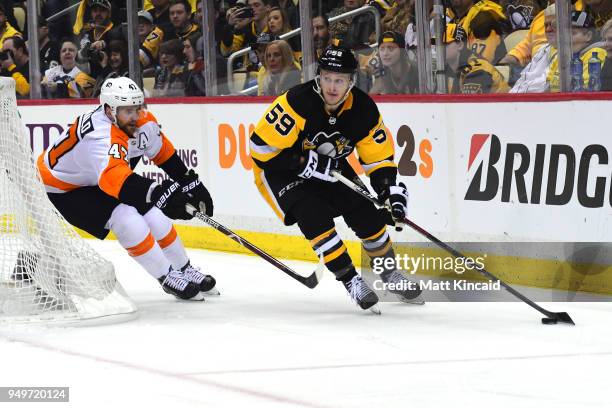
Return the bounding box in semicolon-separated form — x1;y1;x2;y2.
0;77;136;323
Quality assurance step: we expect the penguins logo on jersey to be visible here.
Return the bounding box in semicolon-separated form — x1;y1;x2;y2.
506;5;534;30
302;131;354;158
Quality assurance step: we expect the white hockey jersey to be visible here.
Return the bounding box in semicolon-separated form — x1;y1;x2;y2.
127;109;175;164
38;107;176;199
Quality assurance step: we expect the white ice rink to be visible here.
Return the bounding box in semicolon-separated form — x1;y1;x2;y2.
1;240;611;408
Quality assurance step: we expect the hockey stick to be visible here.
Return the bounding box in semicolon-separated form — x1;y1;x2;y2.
186;205;324;289
331;170;575;326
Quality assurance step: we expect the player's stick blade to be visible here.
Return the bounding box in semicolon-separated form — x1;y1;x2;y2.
300;260;325;289
541;312;575;325
369;305;381;315
397;294;425;305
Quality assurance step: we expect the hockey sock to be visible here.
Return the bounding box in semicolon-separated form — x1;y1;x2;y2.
143;206;189;270
107;204;171;279
125;234;171;279
310;227;355;281
361;226;395;277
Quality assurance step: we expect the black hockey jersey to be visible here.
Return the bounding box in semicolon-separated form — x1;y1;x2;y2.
250;80;397;183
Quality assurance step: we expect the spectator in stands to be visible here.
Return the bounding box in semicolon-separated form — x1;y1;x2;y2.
546;10;607;91
249;31;277;91
139;10;163;68
195;0;204;23
42;0;72;42
498;1;550;68
194;0;224;35
153;38;188;97
369;31;417;94
147;0;174;36
267;6;301;54
259;39;301;95
378;0;412;40
328;0;376;49
74;0;130;29
168;0;200;41
38;16;61;77
42;39;95;99
194;0;230;93
146;0;197;17
0;1;19;33
0;35;28;97
600;18;612;90
184;34;206;96
443;23;509;93
500;0;542;32
580;0;612;29
267;6;291;36
276;0;300;29
251;31;277;69
92;40;129;97
77;0;125;79
221;0;271;57
510;3;557;93
366;0;395;18
0;4;20;48
139;11;155;44
448;0;509;64
313;14;332;57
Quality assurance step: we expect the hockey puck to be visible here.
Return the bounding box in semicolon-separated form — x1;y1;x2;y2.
541;317;558;325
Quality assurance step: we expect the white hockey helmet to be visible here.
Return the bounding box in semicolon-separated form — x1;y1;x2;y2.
100;77;144;120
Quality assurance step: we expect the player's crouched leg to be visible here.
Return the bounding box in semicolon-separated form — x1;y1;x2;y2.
108;204;203;300
362;230;423;304
142;207;219;295
291;199;378;311
343;199;423;304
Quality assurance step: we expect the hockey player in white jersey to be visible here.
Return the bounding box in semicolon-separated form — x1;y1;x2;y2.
37;77;216;300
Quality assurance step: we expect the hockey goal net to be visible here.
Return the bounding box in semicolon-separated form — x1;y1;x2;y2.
0;77;136;323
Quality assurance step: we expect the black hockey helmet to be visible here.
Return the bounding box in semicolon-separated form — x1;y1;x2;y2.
317;45;358;74
314;45;358;106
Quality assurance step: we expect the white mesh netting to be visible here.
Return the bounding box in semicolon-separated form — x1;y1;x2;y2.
0;77;136;323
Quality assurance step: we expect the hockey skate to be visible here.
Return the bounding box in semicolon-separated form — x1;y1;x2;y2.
159;268;204;301
182;262;219;295
343;275;380;314
381;270;425;305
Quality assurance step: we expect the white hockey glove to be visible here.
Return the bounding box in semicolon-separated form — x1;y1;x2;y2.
297;150;339;183
380;182;409;228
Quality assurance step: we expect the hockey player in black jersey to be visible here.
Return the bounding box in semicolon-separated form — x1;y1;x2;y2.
249;45;422;312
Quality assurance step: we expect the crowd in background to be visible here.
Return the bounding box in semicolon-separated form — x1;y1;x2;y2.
0;0;611;99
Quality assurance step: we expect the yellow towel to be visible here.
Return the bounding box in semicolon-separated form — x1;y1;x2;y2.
72;0;88;35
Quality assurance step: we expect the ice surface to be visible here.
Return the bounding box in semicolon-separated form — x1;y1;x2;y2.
1;240;610;408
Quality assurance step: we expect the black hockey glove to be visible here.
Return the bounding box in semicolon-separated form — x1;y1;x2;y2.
180;169;214;216
297;150;339;183
149;179;193;220
379;182;409;227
